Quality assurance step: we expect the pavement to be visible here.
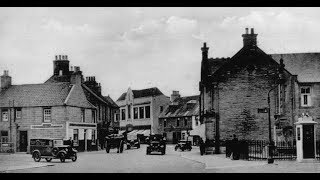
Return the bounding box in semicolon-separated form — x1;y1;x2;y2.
2;145;320;173
0;152;54;173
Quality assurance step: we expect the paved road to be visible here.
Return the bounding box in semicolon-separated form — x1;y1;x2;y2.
4;145;206;173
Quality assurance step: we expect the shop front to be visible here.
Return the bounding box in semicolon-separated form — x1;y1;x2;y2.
66;122;97;152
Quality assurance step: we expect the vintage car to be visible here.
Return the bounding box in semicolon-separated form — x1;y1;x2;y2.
175;140;192;151
146;134;166;155
126;132;140;149
105;134;125;153
30;138;77;163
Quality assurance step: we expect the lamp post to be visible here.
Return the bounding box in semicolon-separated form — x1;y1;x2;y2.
267;86;278;164
267;58;285;164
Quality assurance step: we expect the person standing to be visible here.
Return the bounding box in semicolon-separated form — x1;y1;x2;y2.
231;134;239;160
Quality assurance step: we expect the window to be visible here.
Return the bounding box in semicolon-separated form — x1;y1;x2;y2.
15;108;22;119
73;129;79;146
43;108;51;122
145;106;150;118
81;109;85;122
1;131;8;142
116;113;120;122
2;109;8;122
184;118;188;126
139;107;144;119
164;119;167;127
121;109;126;120
133;107;138;119
301;86;311;107
182;133;185;140
177;118;180;127
195;117;199;126
92;130;96;144
160;106;163;113
128;105;131;119
92;110;96;123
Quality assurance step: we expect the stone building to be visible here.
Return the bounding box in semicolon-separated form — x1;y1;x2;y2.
199;28;320;153
116;87;170;135
0;70;97;152
159;91;205;144
45;55;119;149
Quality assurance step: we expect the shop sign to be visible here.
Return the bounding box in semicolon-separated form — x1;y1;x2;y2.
31;123;63;129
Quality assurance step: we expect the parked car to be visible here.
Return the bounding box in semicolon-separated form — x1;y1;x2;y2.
126;133;140;149
105;134;125;153
175;140;192;151
30;138;77;163
146;134;166;155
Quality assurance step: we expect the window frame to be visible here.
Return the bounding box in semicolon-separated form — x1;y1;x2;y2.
0;131;9;142
133;107;138;119
145;106;150;119
2;109;9;122
139;106;145;119
15;108;22;119
176;118;180;127
163;119;167;128
300;86;312;107
121;108;126;120
43;108;52;123
81;108;85;123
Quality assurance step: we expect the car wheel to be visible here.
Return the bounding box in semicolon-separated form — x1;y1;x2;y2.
45;158;52;162
33;152;41;162
127;145;131;150
59;153;66;163
71;154;77;162
175;146;178;151
106;148;110;153
137;144;140;149
146;148;150;155
120;143;124;153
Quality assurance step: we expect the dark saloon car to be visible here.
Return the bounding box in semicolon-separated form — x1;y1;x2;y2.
30;138;77;163
146;134;166;155
105;134;125;153
175;140;192;151
126;133;140;149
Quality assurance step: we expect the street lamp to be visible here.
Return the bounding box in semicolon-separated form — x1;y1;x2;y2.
267;58;285;164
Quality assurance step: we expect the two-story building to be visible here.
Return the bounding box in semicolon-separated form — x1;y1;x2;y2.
116;87;170;136
159;91;204;144
0;69;97;153
199;28;320;153
45;55;119;150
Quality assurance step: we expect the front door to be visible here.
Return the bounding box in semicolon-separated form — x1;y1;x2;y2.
303;125;315;158
19;131;28;152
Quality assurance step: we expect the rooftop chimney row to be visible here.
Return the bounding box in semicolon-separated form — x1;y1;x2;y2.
55;55;69;61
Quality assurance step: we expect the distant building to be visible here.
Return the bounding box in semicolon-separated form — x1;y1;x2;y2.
159;91;205;144
0;70;97;152
116;87;170;135
199;28;320;153
45;55;119;150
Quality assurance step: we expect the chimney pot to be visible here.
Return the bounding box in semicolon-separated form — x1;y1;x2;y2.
245;28;249;34
251;28;254;34
55;55;58;60
66;55;68;60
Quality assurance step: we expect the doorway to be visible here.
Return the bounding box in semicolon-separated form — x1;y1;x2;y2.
303;125;315;158
19;131;28;152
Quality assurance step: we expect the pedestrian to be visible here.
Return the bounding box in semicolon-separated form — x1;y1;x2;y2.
231;134;239;160
226;135;233;158
199;138;205;156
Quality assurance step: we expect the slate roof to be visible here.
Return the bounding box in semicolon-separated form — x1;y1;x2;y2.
117;87;164;101
45;75;71;83
103;96;119;108
0;83;72;107
0;82;96;109
159;95;199;118
270;53;320;82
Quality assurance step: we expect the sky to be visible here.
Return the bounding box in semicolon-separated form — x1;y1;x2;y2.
1;7;320;101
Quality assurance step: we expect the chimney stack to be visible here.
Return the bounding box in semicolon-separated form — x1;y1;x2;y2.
53;54;70;76
0;70;12;91
171;90;180;102
201;42;209;61
242;28;257;47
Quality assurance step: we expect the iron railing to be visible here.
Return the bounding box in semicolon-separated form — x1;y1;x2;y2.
225;139;297;161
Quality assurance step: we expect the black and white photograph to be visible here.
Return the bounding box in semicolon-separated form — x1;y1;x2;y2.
1;6;320;173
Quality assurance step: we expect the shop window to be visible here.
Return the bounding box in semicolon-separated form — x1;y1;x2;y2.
133;107;138;119
139;107;144;119
73;129;79;146
1;131;9;142
15;108;22;119
301;86;311;107
145;106;150;118
2;109;8;122
43;108;51;122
